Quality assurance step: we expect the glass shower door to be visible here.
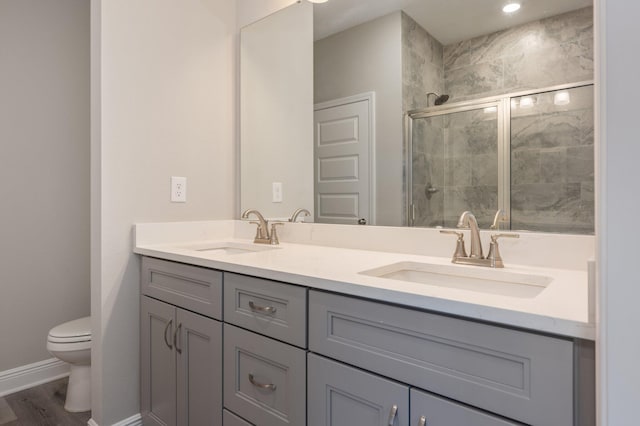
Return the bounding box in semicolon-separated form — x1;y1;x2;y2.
409;101;504;228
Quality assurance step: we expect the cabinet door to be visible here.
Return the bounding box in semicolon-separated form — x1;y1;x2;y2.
176;309;222;425
141;296;177;426
410;388;522;426
308;353;409;426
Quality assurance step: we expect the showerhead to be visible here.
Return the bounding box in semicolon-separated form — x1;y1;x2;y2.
434;94;449;105
427;92;450;106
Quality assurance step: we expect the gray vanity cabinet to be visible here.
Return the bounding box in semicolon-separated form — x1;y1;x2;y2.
307;353;409;426
138;256;592;426
140;257;223;426
141;296;222;426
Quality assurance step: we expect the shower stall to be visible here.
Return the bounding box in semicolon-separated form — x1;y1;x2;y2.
407;82;594;234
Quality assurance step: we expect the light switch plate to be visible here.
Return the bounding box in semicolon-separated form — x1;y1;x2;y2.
272;182;283;203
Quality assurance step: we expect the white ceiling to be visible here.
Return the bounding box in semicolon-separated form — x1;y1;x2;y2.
313;0;592;45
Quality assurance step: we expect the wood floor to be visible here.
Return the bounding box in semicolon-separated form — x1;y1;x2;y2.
0;378;91;426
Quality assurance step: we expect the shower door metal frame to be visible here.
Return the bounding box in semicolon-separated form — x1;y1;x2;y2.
405;79;594;228
406;99;506;227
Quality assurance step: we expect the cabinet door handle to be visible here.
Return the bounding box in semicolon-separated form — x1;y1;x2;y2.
249;301;277;315
417;415;426;426
173;323;182;354
248;374;277;391
163;319;173;349
388;404;398;426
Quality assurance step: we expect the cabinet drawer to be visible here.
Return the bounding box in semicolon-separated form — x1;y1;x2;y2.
308;353;409;426
223;324;306;426
410;388;522;426
141;257;222;319
223;409;253;426
309;291;573;426
224;273;307;347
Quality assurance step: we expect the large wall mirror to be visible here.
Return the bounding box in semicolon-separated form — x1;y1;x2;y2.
240;0;594;234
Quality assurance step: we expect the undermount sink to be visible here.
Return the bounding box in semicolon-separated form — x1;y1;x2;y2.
359;261;552;298
182;241;279;255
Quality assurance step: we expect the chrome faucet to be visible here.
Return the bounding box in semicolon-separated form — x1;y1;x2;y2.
457;211;483;259
440;210;519;268
241;209;282;245
288;208;311;223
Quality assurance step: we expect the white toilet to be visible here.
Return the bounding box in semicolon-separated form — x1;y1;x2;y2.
46;316;91;412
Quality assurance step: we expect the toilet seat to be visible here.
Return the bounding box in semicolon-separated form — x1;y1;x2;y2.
47;339;91;352
47;316;91;349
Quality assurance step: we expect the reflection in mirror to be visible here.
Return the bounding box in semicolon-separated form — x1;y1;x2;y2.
510;85;594;234
409;101;501;229
408;83;594;234
240;2;314;220
241;0;594;233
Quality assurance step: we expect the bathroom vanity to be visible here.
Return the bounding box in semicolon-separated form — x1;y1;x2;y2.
135;220;595;426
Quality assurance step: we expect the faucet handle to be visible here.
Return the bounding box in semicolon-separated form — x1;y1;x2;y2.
490;233;520;241
269;222;284;245
249;221;268;240
490;209;508;230
487;233;520;267
440;230;468;259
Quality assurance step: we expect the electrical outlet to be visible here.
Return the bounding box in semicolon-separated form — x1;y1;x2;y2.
272;182;283;203
171;176;187;203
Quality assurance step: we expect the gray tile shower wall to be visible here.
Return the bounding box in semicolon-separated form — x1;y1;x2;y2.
510;86;594;233
443;7;593;101
402;12;444;111
402;13;446;225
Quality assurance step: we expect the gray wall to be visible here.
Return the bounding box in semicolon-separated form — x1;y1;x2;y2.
315;12;404;226
0;0;90;372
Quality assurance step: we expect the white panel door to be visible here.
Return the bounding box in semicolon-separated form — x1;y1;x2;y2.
314;98;371;224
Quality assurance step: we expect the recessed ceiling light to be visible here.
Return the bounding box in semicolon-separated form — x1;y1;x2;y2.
503;3;521;13
308;0;328;3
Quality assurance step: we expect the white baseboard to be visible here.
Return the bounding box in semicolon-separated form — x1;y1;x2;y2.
88;413;142;426
0;358;70;397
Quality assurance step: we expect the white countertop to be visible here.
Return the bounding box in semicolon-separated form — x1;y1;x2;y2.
134;221;595;340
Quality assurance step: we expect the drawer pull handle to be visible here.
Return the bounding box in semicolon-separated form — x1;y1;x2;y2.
418;415;426;426
174;323;182;354
163;319;173;349
388;404;398;426
248;374;277;391
249;301;277;315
